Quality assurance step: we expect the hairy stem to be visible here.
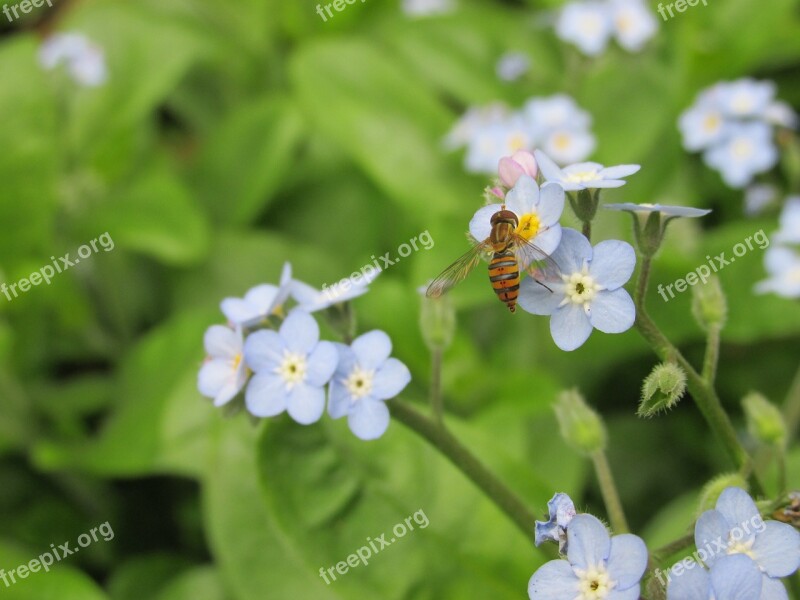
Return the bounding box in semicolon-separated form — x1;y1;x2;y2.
784;362;800;443
702;325;721;385
429;347;444;426
590;450;629;533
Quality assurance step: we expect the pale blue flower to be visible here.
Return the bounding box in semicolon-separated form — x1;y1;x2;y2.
198;325;248;407
703;122;778;188
603;203;712;218
610;0;657;52
465;115;534;174
469;175;565;267
496;52;531;82
524;95;592;141
667;554;766;600
329;331;411;440
443;103;510;151
535;150;640;191
535;493;577;552
243;311;338;424
39;32;107;87
291;268;381;312
541;127;597;165
402;0;455;17
556;1;613;57
221;263;293;327
678;102;729;152
519;228;636;351
528;514;648;600
694;487;800;595
717;79;776;119
744;184;779;216
755;246;800;299
774;197;800;244
764;101;798;129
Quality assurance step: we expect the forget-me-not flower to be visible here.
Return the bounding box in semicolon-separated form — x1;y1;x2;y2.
528;513;648;600
328;331;411;440
243;311;338;424
604;203;712;218
198;325;248;407
556;2;614;57
703;122;779;188
755;246;800;299
535;493;577;552
291;268;381;313
535;150;640;191
610;0;658;52
524;95;592;141
542;127;598;166
717;79;776;119
39;32;107;87
694;487;800;594
518;228;636;351
667;554;767;600
465;115;534;174
221;263;293;327
469;175;565;267
678;102;729;152
774;197;800;244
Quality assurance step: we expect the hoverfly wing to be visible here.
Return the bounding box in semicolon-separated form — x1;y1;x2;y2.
426;240;492;298
511;234;562;285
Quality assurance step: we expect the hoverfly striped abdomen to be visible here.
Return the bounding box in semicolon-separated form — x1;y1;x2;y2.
488;247;520;313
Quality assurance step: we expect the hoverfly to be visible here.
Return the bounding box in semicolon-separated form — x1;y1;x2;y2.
426;206;560;313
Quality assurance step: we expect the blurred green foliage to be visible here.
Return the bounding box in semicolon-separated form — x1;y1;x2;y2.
0;0;799;598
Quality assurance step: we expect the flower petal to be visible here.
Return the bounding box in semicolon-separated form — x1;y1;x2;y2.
518;277;565;316
328;378;352;419
534;149;565;182
371;358;411;400
305;341;339;387
710;555;763;600
287;383;326;425
589;240;636;289
528;559;579;600
695;509;730;569
606;587;641;600
348;398;390;440
469;203;503;242
243;330;284;372
220;298;258;325
529;225;563;260
536;182;566;226
599;164;641;179
758;574;788;600
198;360;231;399
506;175;540;216
666;561;710;600
567;514;611;571
606;534;648;590
243;284;280;313
550;228;592;274
279;310;320;354
752;521;800;577
550;303;593;351
203;325;241;357
499;156;525;188
351;330;392;370
716;487;760;539
589;289;635;334
245;373;288;417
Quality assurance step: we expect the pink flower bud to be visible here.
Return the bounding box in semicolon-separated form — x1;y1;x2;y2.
498;150;538;188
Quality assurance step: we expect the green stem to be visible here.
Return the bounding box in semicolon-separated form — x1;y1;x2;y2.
783;362;800;443
390;399;544;548
582;220;592;241
702;324;721;385
634;254;758;492
652;532;695;563
429;347;444;426
590;450;629;533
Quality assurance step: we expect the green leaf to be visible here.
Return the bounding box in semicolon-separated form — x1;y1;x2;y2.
154;566;229;600
107;554;194;600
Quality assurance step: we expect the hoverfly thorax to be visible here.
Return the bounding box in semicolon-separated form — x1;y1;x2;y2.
489;209;519;251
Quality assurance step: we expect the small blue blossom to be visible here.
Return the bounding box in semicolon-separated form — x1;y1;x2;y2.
401;0;455;17
329;331;411;440
518;228;636;351
39;32;107;87
604;203;712;218
667;554;765;600
556;2;614;57
609;0;657;52
221;262;293;327
678;102;729;152
243;310;338;424
197;325;248;407
496;52;531;82
528;514;648;600
524;95;592;140
774;196;800;244
469;175;565;267
703;122;778;189
755;247;800;299
535;493;577;552
535;150;640;191
465;115;534;174
716;79;777;119
291;268;381;313
694;487;800;594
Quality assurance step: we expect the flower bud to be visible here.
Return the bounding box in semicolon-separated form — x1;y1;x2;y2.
691;275;727;331
567;188;600;224
631;210;663;258
697;473;748;514
419;287;456;352
742;392;786;448
498;150;538;188
638;363;687;418
554;389;606;455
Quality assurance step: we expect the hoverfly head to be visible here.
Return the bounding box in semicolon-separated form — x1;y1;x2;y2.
491;209;518;228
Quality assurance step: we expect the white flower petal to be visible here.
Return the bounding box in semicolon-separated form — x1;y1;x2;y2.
599;164;641;179
348;399;390;440
328;379;352;419
550;228;592;274
506;175;540;216
528;560;579;600
198;360;232;399
534;150;566;182
518;277;565;316
243;330;284;372
537;182;566;226
245;373;288;417
566;514;611;571
589;289;635;334
279;310;320;354
203;325;241;358
287;383;326;425
305;341;339;387
371;358;411;400
551;303;593;351
351;330;392;370
588;240;636;289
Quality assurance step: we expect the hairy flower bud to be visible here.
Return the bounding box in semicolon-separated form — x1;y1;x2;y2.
419;287;456;352
742;392;786;448
697;473;748;514
554;389;606;454
691;275;727;331
638;363;687;418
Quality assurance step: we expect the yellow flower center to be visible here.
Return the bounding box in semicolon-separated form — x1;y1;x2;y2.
276;350;307;389
615;14;633;32
507;132;527;152
553;132;572;151
732;138;754;159
727;537;756;560
576;566;614;600
565;169;599;184
345;366;375;400
516;213;541;242
580;14;602;35
731;94;754;114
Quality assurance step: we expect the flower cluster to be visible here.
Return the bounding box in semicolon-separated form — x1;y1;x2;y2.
555;0;658;56
197;264;410;440
445;95;596;173
678;79;797;188
666;487;800;599
401;0;455;17
530;493;649;600
755;197;800;299
38;32;107;87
